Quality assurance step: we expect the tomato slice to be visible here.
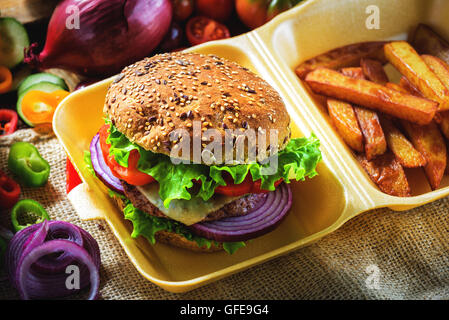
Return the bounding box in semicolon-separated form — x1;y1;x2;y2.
214;171;284;197
186;16;231;46
98;125;155;186
214;173;253;197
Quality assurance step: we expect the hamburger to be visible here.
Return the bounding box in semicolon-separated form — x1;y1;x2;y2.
86;52;321;254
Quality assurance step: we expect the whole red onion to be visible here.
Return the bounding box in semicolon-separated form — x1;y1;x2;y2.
25;0;172;76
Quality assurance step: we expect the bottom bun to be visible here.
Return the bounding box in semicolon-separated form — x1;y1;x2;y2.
112;195;223;253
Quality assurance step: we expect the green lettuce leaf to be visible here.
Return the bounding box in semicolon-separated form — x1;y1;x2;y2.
123;201;245;254
107;122;321;207
83;150;95;177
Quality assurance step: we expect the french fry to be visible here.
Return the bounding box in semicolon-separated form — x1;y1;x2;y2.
357;152;411;197
385;82;409;93
399;76;424;97
295;41;387;79
305;68;438;125
421;54;449;140
412;24;449;64
397;76;447;189
327;99;364;152
354;108;387;160
384;41;449;110
340;67;364;80
360;58;389;85
400;120;446;190
380;117;426;168
340;67;387;159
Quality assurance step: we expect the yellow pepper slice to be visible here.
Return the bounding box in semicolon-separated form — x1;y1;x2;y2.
21;89;70;125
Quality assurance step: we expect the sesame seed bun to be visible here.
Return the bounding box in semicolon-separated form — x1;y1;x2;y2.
104;52;291;164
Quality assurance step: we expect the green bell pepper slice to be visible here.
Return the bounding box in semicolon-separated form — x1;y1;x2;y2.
8;142;50;187
11;199;51;232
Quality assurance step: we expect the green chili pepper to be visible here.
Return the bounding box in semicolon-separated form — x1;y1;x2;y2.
0;237;6;268
8;142;50;187
11;199;51;232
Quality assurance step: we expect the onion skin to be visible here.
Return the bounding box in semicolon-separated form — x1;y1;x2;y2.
24;0;173;76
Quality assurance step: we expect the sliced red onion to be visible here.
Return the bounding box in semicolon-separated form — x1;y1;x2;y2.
33;221;84;274
190;183;293;242
6;221;101;300
17;240;99;300
90;133;125;194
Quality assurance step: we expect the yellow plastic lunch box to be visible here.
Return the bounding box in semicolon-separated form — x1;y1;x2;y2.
53;0;449;292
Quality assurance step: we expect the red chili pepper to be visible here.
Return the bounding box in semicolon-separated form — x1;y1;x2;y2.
66;158;82;194
0;109;18;136
0;169;21;209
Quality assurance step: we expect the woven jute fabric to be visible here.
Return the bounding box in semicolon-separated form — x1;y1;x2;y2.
1;129;448;300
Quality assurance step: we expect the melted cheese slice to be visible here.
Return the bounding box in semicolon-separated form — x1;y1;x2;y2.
136;183;240;226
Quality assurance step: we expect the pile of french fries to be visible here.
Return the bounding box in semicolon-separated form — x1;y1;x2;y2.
296;24;449;197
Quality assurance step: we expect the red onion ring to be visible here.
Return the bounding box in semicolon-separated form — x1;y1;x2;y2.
17;240;99;300
6;221;101;300
189;183;293;242
90;133;125;194
33;221;84;274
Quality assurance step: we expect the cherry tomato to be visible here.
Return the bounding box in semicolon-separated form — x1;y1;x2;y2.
196;0;234;22
235;0;269;30
98;125;155;186
173;0;194;21
235;0;296;30
159;22;185;52
186;16;231;46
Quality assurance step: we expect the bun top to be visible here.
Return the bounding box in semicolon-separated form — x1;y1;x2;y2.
104;52;291;164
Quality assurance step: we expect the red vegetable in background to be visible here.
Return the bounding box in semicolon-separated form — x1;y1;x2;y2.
0;169;21;209
159;22;185;52
196;0;234;22
24;0;173;77
186;16;231;46
0;109;18;136
235;0;301;30
173;0;194;21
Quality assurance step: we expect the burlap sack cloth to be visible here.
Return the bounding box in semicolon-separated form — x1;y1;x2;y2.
1;129;448;300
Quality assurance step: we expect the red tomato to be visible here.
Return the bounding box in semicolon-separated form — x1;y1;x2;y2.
196;0;234;22
235;0;295;30
214;172;283;197
235;0;269;30
186;16;231;46
98;125;155;186
173;0;194;21
215;174;253;197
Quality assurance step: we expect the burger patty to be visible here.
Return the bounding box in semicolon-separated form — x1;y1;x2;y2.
121;181;266;223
